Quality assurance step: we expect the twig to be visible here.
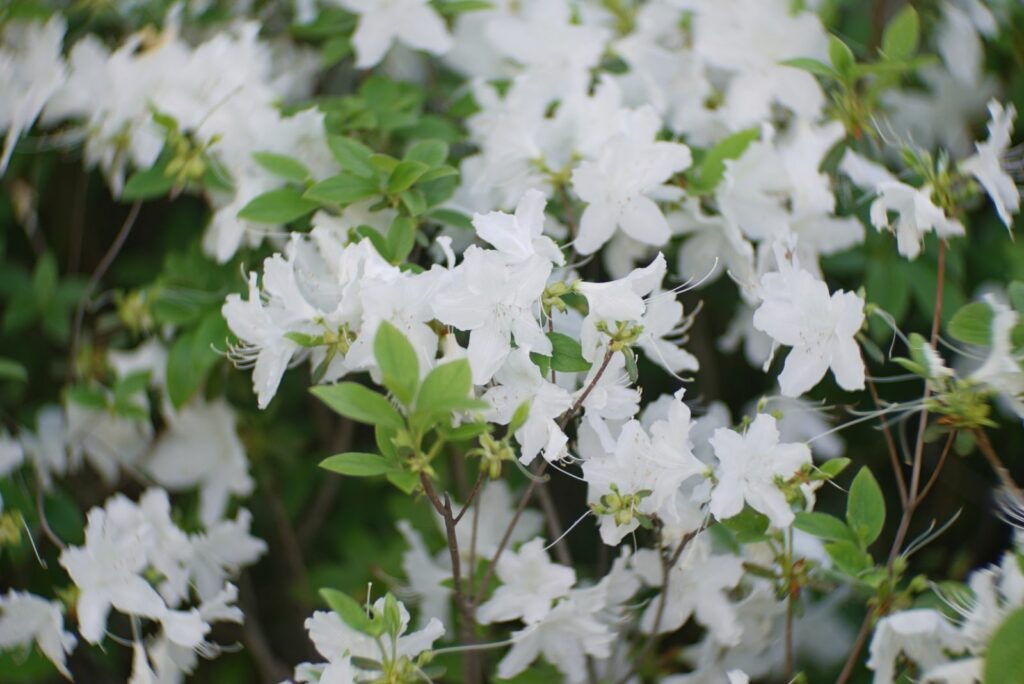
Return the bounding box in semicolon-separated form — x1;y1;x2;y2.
419;474;480;684
536;480;573;566
35;480;66;551
69;201;142;377
975;429;1024;502
784;527;795;681
475;349;617;605
917;431;956;504
836;241;948;684
615;533;693;684
453;469;486;527
297;420;354;547
867;377;909;506
239;574;291;683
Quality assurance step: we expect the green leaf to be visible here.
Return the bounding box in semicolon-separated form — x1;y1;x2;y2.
304;173;380;205
370;154;400;175
530;352;551;379
404;139;448;167
780;57;837;79
547;332;592;372
949;301;993;346
427;208;473;231
828;35;855;78
320;452;396;477
1008;282;1024;315
721;507;771;544
374;322;419;406
881;6;920;62
122;164;175;200
399;189;427;216
847;467;885;547
312;383;405;430
252;152;311;183
817;457;851;479
984;607;1024;683
825;540;874;576
387;470;420;494
355;225;390;260
692;127;760;193
793;512;857;543
386;216;416;263
165;313;227;409
32;252;57;304
237;187;318;223
416;359;476;415
387;160;430;194
327;136;377;177
509;401;531;432
320;589;379;635
65;385;108;410
0;357;27;382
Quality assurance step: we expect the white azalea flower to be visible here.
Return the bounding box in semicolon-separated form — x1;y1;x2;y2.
483;349;573;464
477;538;576;624
961;100;1020;230
335;0;452;69
752;255;866;397
496;592;614;683
709;413;811;528
572;109;691;254
867;609;969;684
970;295;1024;420
0;591;77;679
840;150;965;260
145;398;253;526
634;534;745;644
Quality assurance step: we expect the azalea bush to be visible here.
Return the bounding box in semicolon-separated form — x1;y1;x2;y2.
3;0;1024;682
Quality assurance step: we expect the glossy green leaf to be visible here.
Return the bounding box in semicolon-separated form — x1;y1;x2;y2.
881;6;920;62
320;452;396;476
237;187;318;223
374;321;419;406
793;512;857;543
305;173;380;205
252;152;311;183
847;467;885;547
311;383;405;430
387;160;430;194
984;607;1024;683
949;301;993;347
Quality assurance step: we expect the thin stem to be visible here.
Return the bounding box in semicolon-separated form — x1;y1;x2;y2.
453;469;486;527
867;377;909;506
536;482;573;565
784;527;795;681
35;478;66;551
917;431;956;504
475;349;617;605
615;534;693;684
69;201;142;377
836;241;947;684
419;474;479;684
975;429;1024;502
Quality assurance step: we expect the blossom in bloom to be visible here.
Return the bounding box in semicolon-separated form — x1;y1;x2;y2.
496;593;614;683
970;296;1024;420
840;150;965;260
961;100;1020;230
302;597;444;681
583;394;704;544
572;109;691;254
0;17;66;172
708;413;811;528
0;591;77;679
472;188;564;266
634;534;745;644
752;256;865;397
477;538;576;624
334;0;452;69
483;349;573;464
578;253;667;361
59;497;169;643
144;398;253;526
867;609;970;684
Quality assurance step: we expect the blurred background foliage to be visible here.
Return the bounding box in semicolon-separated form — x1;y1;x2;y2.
2;0;1024;682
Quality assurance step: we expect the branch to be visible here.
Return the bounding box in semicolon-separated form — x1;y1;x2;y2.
69;201;142;377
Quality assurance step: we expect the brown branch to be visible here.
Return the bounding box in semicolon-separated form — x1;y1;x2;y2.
836;241;948;684
69;201;142;378
419;473;480;684
536;479;573;566
453;468;486;527
238;574;291;683
975;429;1024;502
867;377;908;506
475;349;617;605
615;534;693;684
917;431;956;504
